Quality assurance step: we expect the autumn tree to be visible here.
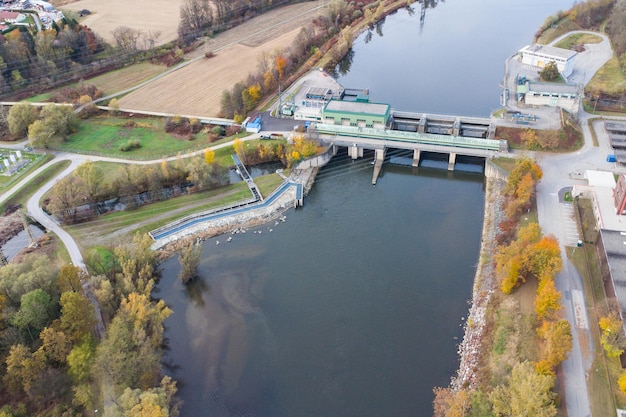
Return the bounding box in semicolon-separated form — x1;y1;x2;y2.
599;313;625;358
535;278;561;320
59;291;96;343
204;148;215;164
489;361;557;417
433;387;470;417
94;292;171;389
38;326;72;365
535;319;572;374
46;173;89;222
8;103;37;137
178;240;202;284
3;344;46;395
109;376;180;417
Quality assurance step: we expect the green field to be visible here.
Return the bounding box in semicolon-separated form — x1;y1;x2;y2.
53;117;247;160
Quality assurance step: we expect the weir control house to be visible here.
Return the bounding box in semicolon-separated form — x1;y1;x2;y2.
517;44;577;79
320;100;391;129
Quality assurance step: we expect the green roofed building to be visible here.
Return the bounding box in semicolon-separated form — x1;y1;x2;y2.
321;101;391;129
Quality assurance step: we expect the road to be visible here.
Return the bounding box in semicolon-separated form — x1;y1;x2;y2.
515;31;618;417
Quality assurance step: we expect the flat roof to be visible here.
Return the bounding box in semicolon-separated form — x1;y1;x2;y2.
599;229;626;325
520;44;577;61
527;81;579;94
324;100;390;116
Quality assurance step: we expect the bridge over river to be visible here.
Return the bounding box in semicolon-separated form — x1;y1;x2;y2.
311;111;508;184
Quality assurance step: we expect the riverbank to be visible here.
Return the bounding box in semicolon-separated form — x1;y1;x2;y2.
452;176;506;390
156;167;318;256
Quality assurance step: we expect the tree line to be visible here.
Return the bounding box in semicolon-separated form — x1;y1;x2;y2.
0;232;180;416
433;158;572;417
219;0;408;120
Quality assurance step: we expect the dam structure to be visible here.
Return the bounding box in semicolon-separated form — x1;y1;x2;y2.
288;71;508;184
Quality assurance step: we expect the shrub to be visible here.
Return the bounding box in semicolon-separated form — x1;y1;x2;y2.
119;139;141;152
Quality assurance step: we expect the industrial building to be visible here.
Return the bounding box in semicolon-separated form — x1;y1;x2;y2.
518;80;581;113
518;43;577;79
320;100;391;129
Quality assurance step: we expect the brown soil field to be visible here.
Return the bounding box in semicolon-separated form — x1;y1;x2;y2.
119;30;300;117
117;2;325;117
58;0;183;46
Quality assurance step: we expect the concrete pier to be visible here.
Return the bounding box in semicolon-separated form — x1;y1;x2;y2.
412;149;421;167
372;148;386;184
348;144;363;159
448;152;457;171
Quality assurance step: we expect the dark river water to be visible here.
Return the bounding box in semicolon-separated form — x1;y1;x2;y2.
157;1;574;416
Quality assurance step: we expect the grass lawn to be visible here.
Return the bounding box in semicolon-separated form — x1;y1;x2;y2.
65;182;253;249
0;159;70;213
555;32;602;49
491;156;517;173
586;55;626;97
56;117;225;160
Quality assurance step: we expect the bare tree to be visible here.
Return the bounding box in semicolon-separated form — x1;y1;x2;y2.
111;26;142;54
179;0;212;43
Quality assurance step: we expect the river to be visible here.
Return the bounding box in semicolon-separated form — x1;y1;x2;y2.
157;1;574;416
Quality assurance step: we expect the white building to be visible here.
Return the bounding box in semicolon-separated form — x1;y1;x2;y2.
518;44;577;79
520;80;581;113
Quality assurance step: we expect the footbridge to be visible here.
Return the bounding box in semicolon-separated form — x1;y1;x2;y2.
312;111;507;184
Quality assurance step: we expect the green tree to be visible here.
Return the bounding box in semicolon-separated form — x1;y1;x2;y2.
0;254;59;306
8;103;37;137
538;61;560;81
67;335;96;383
489;361;557;417
11;288;54;340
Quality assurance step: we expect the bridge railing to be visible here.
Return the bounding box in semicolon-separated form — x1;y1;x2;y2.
315;123;506;151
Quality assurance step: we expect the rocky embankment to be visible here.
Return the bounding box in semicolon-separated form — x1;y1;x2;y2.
452;177;506;390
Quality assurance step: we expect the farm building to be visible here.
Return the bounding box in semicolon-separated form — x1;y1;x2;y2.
320;101;391;129
518;44;577;79
519;80;581;113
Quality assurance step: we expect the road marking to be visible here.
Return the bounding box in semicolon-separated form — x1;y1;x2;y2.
572;289;589;330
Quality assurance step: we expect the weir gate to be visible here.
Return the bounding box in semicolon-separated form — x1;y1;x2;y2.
310;111;508;184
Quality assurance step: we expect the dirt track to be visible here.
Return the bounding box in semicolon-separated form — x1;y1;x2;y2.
117;2;326;117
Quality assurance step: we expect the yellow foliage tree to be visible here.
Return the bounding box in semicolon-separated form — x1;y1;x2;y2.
535;278;562;320
233;138;245;161
599;313;625;358
531;235;562;279
537;319;572;371
204;148;215;164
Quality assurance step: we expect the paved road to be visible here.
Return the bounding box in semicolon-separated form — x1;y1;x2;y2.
523;31;618;417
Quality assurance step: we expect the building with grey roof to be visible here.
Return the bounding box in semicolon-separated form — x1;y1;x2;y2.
518;44;577;78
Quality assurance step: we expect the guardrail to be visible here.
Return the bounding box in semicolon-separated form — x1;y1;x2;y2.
314;123;506;152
